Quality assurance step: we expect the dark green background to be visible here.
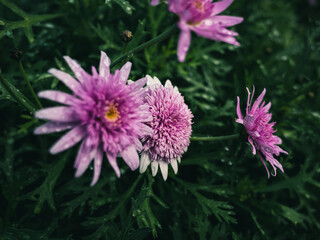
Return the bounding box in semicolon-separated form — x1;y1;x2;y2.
0;0;319;239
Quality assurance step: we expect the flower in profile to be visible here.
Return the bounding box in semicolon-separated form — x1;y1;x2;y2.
168;0;243;62
139;75;193;180
34;51;152;185
236;87;288;178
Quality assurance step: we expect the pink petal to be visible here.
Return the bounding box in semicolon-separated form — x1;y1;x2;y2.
107;153;121;177
177;23;191;62
214;33;240;46
91;148;103;186
129;77;147;91
35;107;77;122
236;96;243;120
121;145;139;171
74;139;88;168
268;157;284;177
139;124;153;136
64;56;90;83
263;102;271;112
211;0;234;16
246;87;251;114
50;126;86;154
119;62;132;84
258;152;270;179
34;122;76;135
38;90;77;105
251;88;266;113
99;51;111;80
133;138;143;152
210;15;244;27
75;146;95;178
48;69;81;93
191;25;240;46
169;0;184;13
91;66;99;77
248;136;256;155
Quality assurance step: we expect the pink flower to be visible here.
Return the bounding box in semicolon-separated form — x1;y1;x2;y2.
168;0;243;62
139;75;193;180
236;87;288;178
34;51;152;185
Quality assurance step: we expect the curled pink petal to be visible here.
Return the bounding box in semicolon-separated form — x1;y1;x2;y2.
236;96;243;120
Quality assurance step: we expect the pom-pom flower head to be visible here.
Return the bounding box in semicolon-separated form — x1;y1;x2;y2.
168;0;243;62
139;75;193;180
34;51;152;185
236;87;288;178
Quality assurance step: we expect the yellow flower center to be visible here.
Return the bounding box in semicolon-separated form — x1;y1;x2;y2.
105;103;120;122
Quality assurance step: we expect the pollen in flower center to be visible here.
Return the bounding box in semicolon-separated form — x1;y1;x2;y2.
105;102;120;122
193;0;204;11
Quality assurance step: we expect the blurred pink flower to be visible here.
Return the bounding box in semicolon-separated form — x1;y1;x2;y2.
139;75;193;180
34;51;152;185
236;87;288;178
168;0;243;62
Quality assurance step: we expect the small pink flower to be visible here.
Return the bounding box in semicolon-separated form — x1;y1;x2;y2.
34;51;152;185
168;0;243;62
236;87;288;178
139;75;193;180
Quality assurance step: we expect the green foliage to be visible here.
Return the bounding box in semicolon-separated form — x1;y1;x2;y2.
0;0;320;239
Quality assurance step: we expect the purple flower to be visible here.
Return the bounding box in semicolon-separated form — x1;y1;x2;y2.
34;51;152;185
139;75;193;180
168;0;243;62
236;87;288;178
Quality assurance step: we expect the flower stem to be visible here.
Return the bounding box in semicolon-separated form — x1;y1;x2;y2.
110;24;177;68
190;133;240;141
0;72;36;113
18;60;42;109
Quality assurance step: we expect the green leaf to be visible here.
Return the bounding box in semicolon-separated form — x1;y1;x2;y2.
277;203;306;225
27;152;69;213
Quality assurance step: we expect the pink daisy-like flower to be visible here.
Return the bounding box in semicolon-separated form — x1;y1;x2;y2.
168;0;243;62
236;86;288;178
34;51;152;186
139;75;193;180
